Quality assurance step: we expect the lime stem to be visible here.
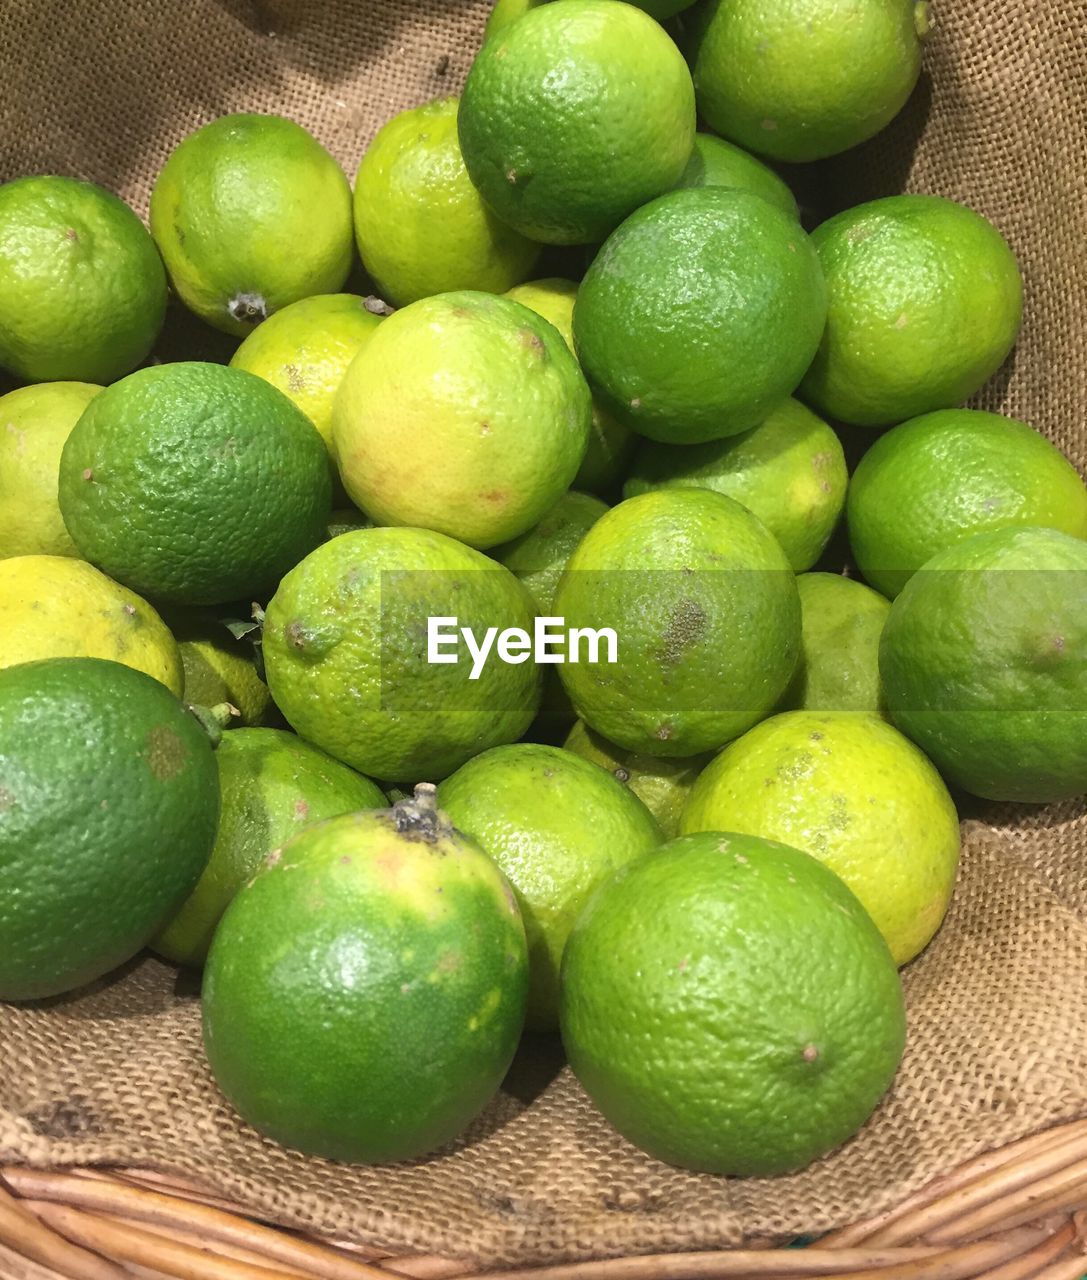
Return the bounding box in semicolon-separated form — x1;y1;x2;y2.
391;783;451;844
915;1;932;38
186;701;240;747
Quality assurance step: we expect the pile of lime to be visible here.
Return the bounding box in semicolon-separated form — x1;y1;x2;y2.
1;0;1083;1183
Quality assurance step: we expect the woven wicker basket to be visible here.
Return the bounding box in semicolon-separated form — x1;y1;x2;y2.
3;0;1087;1274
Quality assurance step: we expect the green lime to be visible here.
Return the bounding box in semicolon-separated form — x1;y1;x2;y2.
848;409;1087;598
354;97;539;308
801;195;1023;427
438;743;661;1028
623;398;846;570
553;489;801;756
562;719;708;837
674;133;798;219
150;114;353;336
690;0;927;162
681;710;960;964
262;527;541;782
333;291;590;550
505;278;634;496
59;362;331;606
229;294;383;457
166;610;272;727
0;556;183;695
459;0;696;244
203;788;528;1162
781;573;891;716
560;830;905;1174
0;382;102;558
573;188;826;443
494;490;608;613
0;657;218;1000
880;527;1087;803
153;728;384;968
0;176;166;382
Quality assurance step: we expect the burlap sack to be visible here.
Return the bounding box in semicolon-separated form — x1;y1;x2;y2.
1;0;1086;1266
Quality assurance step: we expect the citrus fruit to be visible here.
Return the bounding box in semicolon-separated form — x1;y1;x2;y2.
153;728;384;968
560;831;906;1174
437;743;661;1027
505;278;634;495
0;176;166;383
166;610;273;727
689;0;927;163
229;294;383;457
800;195;1023;427
202;787;528;1163
623;398;846;570
781;573;891;716
59;362;331;606
674;133;798;220
0;556;183;694
333;291;591;549
0;657;218;1000
553;489;801;756
573;188;827;443
485;0;697;39
149;114;353;336
681;710;960;964
880;527;1087;803
262;527;541;781
562;719;709;837
0;381;102;558
354;97;539;308
484;0;545;41
494;490;608;613
848;410;1087;599
459;0;696;244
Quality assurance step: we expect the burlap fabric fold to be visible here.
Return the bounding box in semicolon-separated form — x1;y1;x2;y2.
1;0;1086;1264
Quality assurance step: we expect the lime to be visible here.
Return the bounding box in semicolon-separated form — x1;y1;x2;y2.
203;788;528;1163
166;610;272;727
506;278;634;495
0;176;166;383
553;489;801;756
262;527;541;781
624;398;846;570
0;382;102;558
880;527;1087;803
573;188;826;443
229;294;383;457
494;490;608;613
689;0;927;162
59;362;331;606
681;710;960;964
560;831;905;1174
781;573;891;716
459;0;696;244
438;743;661;1027
801;195;1023;427
485;0;697;39
563;719;708;837
354;97;539;308
674;133;798;220
153;728;384;968
333;291;590;550
0;556;183;694
150;114;353;336
0;657;218;999
848;409;1087;598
